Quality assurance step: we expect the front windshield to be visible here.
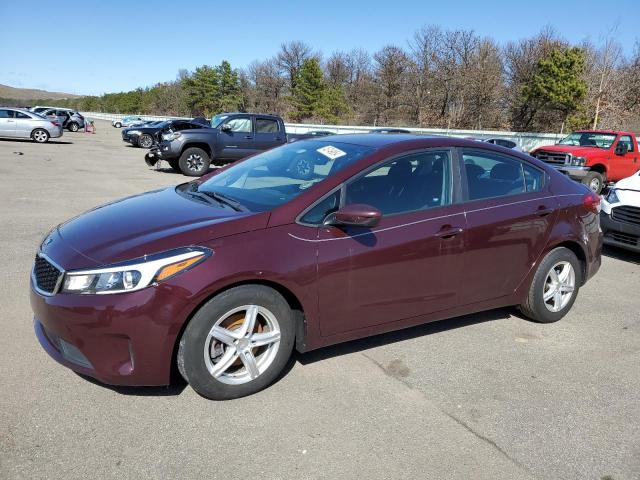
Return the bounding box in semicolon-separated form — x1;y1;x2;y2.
198;140;375;212
558;132;617;149
211;114;229;128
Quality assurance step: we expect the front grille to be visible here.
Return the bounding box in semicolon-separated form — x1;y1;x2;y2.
611;205;640;225
606;231;639;247
33;254;62;294
534;150;569;165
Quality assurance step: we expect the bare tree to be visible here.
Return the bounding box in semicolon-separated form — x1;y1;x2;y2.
276;41;313;91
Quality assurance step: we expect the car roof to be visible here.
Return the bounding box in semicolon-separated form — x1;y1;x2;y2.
314;133;436;148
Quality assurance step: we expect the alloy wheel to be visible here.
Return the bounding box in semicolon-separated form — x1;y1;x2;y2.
589;177;601;192
203;305;281;385
139;135;152;148
186;154;204;172
543;261;575;312
33;130;48;143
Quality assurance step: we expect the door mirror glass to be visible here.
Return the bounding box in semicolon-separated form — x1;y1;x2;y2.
615;143;629;155
220;123;232;132
324;204;382;228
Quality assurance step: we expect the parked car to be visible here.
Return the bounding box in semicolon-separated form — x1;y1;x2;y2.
40;108;85;132
31;135;602;400
369;128;412;134
600;171;640;252
145;112;287;176
123;120;208;148
531;130;639;193
288;130;335;142
112;116;144;128
0;107;63;142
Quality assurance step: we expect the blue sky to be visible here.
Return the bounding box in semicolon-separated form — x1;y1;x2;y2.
0;0;637;96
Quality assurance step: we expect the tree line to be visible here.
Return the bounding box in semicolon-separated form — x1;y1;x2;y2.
18;26;640;133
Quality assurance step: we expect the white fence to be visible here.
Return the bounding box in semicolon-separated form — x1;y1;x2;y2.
81;111;564;151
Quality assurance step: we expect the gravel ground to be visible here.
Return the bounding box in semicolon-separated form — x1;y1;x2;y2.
1;121;638;480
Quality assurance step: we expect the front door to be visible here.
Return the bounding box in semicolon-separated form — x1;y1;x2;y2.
460;148;556;305
315;149;467;337
614;135;640;179
218;115;255;160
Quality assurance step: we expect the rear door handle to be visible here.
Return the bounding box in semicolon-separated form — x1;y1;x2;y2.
536;206;553;217
436;226;464;239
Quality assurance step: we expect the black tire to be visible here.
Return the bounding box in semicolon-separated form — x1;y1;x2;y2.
177;285;295;400
519;247;582;323
115;122;122;128
138;134;153;149
31;128;50;143
178;147;211;176
67;122;79;132
582;171;604;194
168;159;181;172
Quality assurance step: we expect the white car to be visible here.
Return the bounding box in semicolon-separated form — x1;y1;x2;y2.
600;171;640;253
112;116;144;128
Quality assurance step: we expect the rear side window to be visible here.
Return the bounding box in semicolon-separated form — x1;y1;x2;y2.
523;164;544;192
463;150;531;200
256;118;279;133
15;112;30;119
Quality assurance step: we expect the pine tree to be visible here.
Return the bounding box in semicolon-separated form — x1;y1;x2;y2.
291;58;325;121
183;65;220;116
216;60;243;112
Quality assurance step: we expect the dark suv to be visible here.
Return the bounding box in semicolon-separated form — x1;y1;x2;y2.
145;113;286;176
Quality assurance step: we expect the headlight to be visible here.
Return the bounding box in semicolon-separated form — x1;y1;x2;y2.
606;189;620;204
569;156;586;166
61;247;211;294
162;132;181;141
128;130;141;136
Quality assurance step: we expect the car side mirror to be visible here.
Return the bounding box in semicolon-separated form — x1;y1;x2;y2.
324;204;382;228
615;143;628;155
221;124;232;132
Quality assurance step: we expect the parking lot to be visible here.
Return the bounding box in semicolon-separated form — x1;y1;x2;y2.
1;121;639;480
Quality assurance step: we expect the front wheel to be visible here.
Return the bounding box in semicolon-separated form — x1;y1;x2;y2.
582;171;604;194
114;122;122;128
178;147;211;176
32;129;50;143
519;247;582;323
177;285;295;400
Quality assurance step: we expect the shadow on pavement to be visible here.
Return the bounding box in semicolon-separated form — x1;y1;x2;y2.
76;372;188;396
0;138;73;145
602;244;640;265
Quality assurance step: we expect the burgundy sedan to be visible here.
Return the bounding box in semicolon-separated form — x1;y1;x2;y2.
30;135;602;399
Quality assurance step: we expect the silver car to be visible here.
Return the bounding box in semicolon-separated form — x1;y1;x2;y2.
40;108;85;132
0;107;63;143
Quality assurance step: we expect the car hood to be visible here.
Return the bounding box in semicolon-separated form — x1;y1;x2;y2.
535;145;607;157
48;187;269;269
612;173;640;207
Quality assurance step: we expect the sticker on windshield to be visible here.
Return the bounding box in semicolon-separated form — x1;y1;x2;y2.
317;145;347;160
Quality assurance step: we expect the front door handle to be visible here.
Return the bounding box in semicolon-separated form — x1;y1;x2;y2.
436;226;464;239
244;135;253;139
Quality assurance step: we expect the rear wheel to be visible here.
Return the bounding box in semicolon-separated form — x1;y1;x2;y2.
32;129;49;143
138;134;153;149
582;171;604;194
177;285;295;400
115;122;122;128
67;122;79;132
178;147;211;176
519;247;582;323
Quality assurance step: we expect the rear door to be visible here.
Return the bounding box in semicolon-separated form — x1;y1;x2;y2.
0;109;16;137
218;115;255;159
460;148;556;305
254;117;285;151
615;135;640;179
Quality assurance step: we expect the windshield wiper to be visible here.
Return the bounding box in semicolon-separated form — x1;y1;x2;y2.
201;191;246;212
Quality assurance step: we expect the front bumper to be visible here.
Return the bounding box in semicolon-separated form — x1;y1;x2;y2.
600;211;640;252
146;141;180;165
549;165;590;179
30;281;194;386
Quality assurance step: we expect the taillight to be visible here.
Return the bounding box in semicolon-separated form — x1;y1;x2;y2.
582;192;601;214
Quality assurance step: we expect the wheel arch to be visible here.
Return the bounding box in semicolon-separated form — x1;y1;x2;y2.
590;163;607;178
181;142;213;158
545;239;588;285
169;278;307;383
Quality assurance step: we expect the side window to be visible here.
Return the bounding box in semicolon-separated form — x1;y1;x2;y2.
618;135;634;153
300;190;341;225
0;110;14;118
256;118;279;133
345;150;452;216
224;117;252;133
523;163;544;192
15;112;30;119
463;150;527;200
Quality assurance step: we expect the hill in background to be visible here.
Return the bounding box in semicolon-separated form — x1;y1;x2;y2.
0;84;81;100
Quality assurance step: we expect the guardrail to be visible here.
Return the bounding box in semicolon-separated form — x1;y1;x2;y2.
81;111;565;151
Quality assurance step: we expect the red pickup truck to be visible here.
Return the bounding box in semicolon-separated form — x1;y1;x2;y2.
531;130;640;193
